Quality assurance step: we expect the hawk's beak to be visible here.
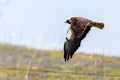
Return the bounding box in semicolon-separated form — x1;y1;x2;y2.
65;20;71;24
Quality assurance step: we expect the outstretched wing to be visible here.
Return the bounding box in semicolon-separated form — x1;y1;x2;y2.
64;26;91;61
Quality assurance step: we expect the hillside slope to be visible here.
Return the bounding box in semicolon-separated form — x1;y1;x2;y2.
0;43;120;80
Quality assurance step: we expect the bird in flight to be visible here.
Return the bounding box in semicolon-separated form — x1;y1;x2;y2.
64;17;104;61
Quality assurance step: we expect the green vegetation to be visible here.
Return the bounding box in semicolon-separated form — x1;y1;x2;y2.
0;43;120;80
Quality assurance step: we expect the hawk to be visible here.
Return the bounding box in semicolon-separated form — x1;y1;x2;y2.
64;17;104;61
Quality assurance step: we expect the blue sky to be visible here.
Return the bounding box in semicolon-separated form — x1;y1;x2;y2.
0;0;120;56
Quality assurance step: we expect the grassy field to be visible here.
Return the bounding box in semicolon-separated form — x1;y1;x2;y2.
0;43;120;80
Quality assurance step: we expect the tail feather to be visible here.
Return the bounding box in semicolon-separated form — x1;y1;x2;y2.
87;22;104;29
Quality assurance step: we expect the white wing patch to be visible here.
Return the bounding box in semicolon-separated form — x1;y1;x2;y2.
66;27;74;40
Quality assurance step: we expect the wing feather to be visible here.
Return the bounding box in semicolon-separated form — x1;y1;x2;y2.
64;26;91;61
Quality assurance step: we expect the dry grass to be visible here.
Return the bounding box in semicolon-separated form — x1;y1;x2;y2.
0;43;120;80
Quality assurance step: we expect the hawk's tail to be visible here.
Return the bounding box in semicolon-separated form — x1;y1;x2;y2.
87;22;104;29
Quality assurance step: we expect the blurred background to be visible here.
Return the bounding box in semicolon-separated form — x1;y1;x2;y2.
0;0;120;56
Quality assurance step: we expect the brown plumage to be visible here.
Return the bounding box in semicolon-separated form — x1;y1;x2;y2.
64;17;104;61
